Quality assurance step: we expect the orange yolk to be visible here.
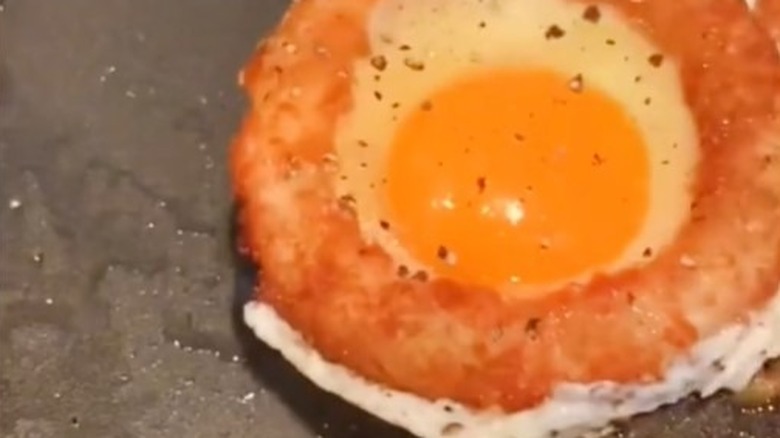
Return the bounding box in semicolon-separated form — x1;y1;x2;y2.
383;69;650;287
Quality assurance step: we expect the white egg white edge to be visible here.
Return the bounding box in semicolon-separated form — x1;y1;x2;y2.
245;286;780;438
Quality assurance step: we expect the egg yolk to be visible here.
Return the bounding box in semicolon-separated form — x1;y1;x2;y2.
382;69;650;287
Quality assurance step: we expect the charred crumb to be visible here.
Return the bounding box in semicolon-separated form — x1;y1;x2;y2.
441;422;465;436
370;55;388;71
397;264;410;277
403;57;425;71
443;405;454;413
477;177;487;192
412;270;429;282
525;318;541;337
373;91;383;101
379;220;390;230
583;5;601;23
648;53;664;67
643;247;653;257
568;74;584;93
545;25;566;39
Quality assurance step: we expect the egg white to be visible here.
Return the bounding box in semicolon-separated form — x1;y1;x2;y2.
335;0;698;288
246;285;780;438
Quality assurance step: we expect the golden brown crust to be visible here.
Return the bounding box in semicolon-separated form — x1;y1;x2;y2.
232;0;780;411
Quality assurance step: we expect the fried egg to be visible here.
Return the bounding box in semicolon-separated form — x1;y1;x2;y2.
232;0;780;437
335;0;697;290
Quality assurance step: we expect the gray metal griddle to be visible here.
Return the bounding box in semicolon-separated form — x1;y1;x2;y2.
0;1;778;437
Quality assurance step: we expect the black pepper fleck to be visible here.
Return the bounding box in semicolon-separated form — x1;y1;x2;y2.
412;270;429;282
403;57;425;71
477;177;487;192
370;55;387;71
379;220;390;230
397;264;410;277
648;53;664;67
644;97;652;105
437;245;449;260
605;38;616;46
373;91;383;101
545;25;566;39
643;247;653;257
358;140;369;148
583;5;601;23
525;318;541;337
399;44;411;51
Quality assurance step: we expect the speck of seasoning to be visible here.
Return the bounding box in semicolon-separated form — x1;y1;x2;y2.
403;57;425;71
477;177;487;192
357;140;369;148
661;159;670;165
634;75;642;83
33;252;44;264
514;133;525;142
627;292;636;305
412;270;429;282
712;360;726;372
443;405;454;413
644;97;652;106
399;44;411;51
437;245;450;260
441;422;465;436
392;102;400;109
478;21;487;29
359;162;368;168
605;38;616;46
420;100;433;111
339;175;348;181
583;5;601;23
648;53;664;67
8;198;21;210
568;74;584;93
525;318;541;337
643;247;653;257
373;91;383;101
338;194;357;212
592;153;605;165
397;264;410;277
545;25;566;39
370;55;387;71
379;220;390;230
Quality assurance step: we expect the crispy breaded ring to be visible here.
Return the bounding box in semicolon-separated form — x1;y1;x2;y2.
232;0;780;411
